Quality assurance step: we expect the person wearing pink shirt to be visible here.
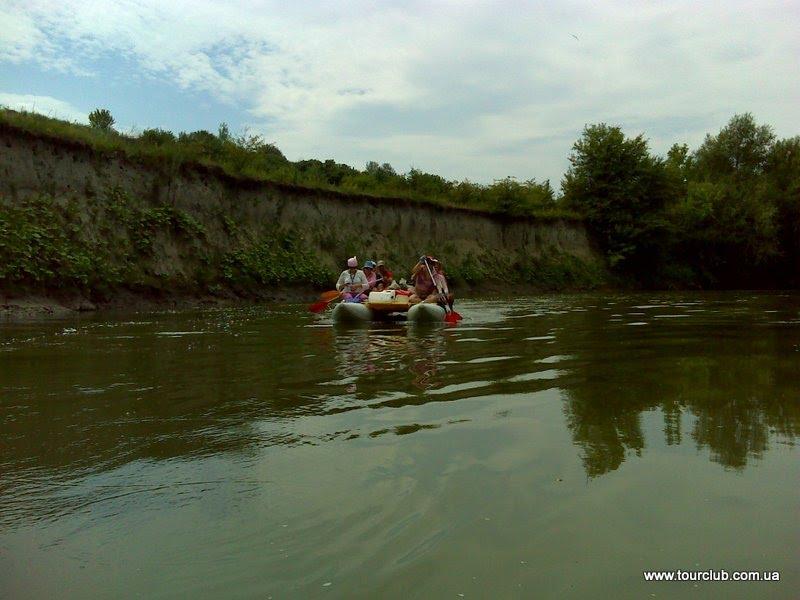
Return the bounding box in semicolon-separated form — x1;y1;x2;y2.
362;260;378;292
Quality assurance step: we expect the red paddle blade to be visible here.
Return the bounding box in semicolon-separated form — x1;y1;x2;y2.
444;310;461;324
309;300;329;313
320;290;340;301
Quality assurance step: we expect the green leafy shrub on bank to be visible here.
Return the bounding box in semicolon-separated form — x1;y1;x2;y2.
132;206;206;254
0;196;124;289
0;192;334;297
518;254;606;290
221;228;332;289
446;250;604;291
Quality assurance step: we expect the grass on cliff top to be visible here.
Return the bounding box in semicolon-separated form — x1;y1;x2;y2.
0;107;580;221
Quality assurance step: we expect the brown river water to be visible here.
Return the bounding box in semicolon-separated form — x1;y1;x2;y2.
1;293;798;599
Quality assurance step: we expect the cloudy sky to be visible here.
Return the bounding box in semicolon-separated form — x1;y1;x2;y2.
2;0;798;184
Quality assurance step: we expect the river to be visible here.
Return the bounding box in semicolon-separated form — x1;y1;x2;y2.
1;293;798;599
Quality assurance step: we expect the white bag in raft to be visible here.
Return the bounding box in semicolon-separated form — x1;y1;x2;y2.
368;290;396;303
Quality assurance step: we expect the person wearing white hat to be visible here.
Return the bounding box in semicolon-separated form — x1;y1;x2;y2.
336;257;369;302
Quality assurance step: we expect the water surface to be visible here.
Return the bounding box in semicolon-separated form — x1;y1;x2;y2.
1;293;798;598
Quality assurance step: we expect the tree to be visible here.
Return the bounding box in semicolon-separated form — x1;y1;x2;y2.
678;115;782;284
450;180;481;206
139;128;176;146
364;161;399;184
88;108;115;132
485;177;555;215
561;124;672;272
294;159;355;186
765;136;800;283
666;143;691;181
217;122;232;143
766;136;800;190
693;113;775;180
177;130;223;158
405;168;451;197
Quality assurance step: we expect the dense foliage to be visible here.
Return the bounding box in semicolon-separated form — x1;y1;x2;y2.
563;114;799;288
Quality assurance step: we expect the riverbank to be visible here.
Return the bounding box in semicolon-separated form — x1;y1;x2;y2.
1;278;615;320
0;114;608;310
0;291;238;320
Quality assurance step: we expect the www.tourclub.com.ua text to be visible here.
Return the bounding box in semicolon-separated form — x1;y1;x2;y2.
644;570;780;582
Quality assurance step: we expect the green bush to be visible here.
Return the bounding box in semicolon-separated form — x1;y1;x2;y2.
140;128;176;146
0;196;123;288
221;228;331;289
88;108;115;132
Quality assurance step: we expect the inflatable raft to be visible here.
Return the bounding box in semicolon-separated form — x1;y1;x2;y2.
332;290;410;323
331;301;372;322
406;303;446;323
331;290;448;324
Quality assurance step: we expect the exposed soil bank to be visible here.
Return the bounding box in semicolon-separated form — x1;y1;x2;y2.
0;122;607;311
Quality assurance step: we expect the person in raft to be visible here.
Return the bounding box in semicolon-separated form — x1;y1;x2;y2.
374;261;395;291
362;260;378;291
433;260;453;303
409;256;450;304
336;257;370;302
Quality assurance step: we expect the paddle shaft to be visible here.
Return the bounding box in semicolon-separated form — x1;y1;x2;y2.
422;258;450;309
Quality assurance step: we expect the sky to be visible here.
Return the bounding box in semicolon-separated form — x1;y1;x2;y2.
1;0;798;185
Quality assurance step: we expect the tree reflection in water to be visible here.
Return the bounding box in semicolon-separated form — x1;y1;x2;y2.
559;305;799;477
324;298;799;479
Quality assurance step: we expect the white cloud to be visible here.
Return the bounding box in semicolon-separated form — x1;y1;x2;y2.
0;8;41;63
0;93;87;123
2;0;798;183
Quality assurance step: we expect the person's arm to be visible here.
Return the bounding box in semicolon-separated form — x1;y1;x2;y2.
409;266;418;287
336;272;348;292
436;273;449;295
355;271;369;293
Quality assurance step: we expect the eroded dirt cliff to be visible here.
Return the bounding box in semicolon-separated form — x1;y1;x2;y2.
0;123;605;313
